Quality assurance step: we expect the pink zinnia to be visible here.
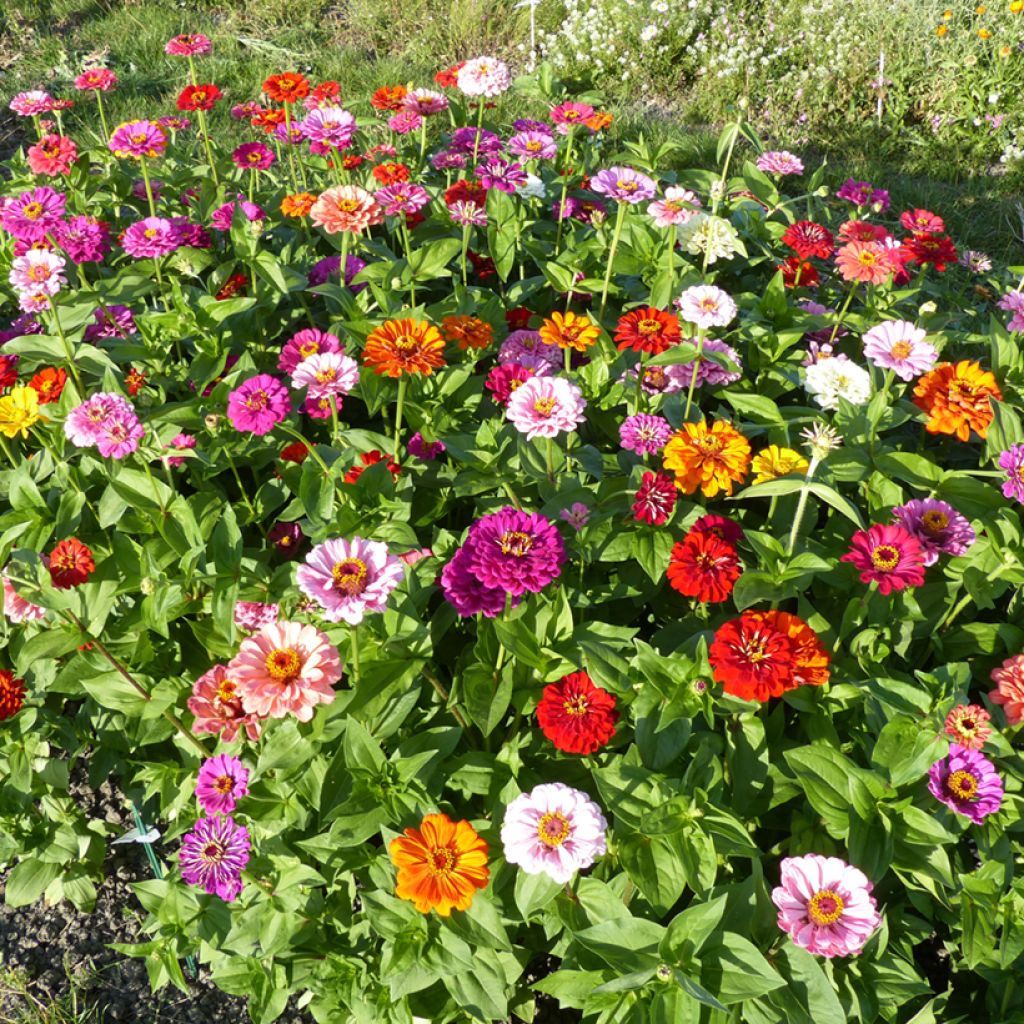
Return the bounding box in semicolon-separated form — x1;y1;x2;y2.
772;854;880;958
187;663;261;743
900;208;945;234
550;101;595;134
402;89;448;115
95;407;144;459
861;320;937;381
506;376;587;439
232;142;275;170
375;183;430;217
210;197;265;232
840;523;926;594
27;135;78;177
74;68;118;92
227;375;291;436
648;186;702;227
278;328;342;375
944;704;992;751
233;601;279;632
619;414;673;455
3;573;46;624
295;536;404;625
8;250;66;297
756;151;804;176
121;217;181;259
835;241;895;285
677;285;737;330
165;33;212;56
299;106;356;148
9;91;54;116
457;56;511;98
230;620;341;722
310;185;383;235
195;754;249;815
163;432;196;468
632;471;677;525
64;393;128;447
990;654;1024;726
108;120;167;160
291;351;359;399
388;110;422;135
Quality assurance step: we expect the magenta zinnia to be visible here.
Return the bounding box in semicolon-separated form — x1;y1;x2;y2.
840;523;926;594
465;507;566;597
927;745;1003;824
179;815;250;902
195;754;250;815
226;374;291;436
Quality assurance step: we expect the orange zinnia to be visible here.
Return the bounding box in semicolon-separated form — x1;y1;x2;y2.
538;311;600;353
662;420;751;498
389;812;489;915
441;315;493;351
912;360;1002;441
263;72;310;104
614;306;681;355
280;192;317;218
363;319;446;377
585;111;613;132
758;610;830;689
371;85;409;111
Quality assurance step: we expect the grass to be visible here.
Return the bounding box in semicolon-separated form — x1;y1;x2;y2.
0;0;1022;260
0;965;102;1024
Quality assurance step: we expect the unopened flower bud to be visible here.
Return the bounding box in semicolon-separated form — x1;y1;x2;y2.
140;577;155;596
204;414;221;432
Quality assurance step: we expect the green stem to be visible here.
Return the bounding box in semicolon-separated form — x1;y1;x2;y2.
195;108;219;186
471;97;485;166
937;563;1010;633
138;156;157;217
459;223;470;288
223;447;257;518
786;456;821;556
634;351;646;414
49;300;84;395
278;421;331;476
545;436;555;482
422;668;470;731
95;91;110;143
598;201;627;323
683;326;707;422
0;436;18;469
350;624;360;682
401;222;417;306
554;128;576;255
393;377;408;461
827;282;858;349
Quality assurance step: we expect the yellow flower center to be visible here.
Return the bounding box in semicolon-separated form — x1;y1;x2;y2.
617;179;638;192
215;679;237;704
947;769;978;800
536;811;571;847
331;557;368;596
200;841;225;863
526;140;541;151
299;341;319;357
499;530;532;556
870;544;900;570
428;846;456;875
22;203;43;219
533;396;557;416
144;228;158;239
807;889;845;926
921;510;949;534
858;250;878;266
563;694;588;716
265;647;301;682
890;340;912;359
213;774;235;794
337;199;360;213
637;318;661;334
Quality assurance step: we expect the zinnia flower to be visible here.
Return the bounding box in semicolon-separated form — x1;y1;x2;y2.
195;754;250;815
501;784;607;884
773;855;880;958
862;320;937;381
590;166;657;204
291;352;359;399
74;68;118;91
781;221;834;260
928;745;1003;824
299;105;356;148
835;240;894;285
188;664;261;743
310;185;383;234
648;186;702;227
506;376;586;439
536;670;618;754
177;83;222;111
47;537;95;589
3;573;46;623
999;444;1024;504
229;620;342;722
989;654;1024;726
710;609;828;701
108;119;166;160
912;361;1002;441
662;420;751;498
232;142;275;170
538;311;599;353
752;445;809;484
0;386;45;439
27;134;78;177
619;414;673;456
226;375;291;436
891;499;974;565
840;524;926;594
363;319;445;377
456;56;511;97
390;813;489;915
441;315;493;351
465;507;566;597
804;358;872;410
122;217;181;259
9;249;66;296
944;704;992;750
757;151;805;176
677;285;737;330
632;470;677;525
179;816;250;902
614;307;680;354
296;537;404;625
439;545;511;618
233;601;279;632
263;72;310;103
165;33;212;56
667;530;741;603
1;187;66;242
0;670;26;721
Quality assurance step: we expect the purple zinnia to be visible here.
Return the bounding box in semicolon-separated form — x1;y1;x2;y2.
927;745;1003;824
671;337;743;388
450;126;502;157
466;507;566;596
590;166;657;204
0;187;66;242
891;499;975;566
170;217;212;249
619;414;673;456
232;142;275;170
475;157;527;193
268;521;304;557
300;105;356;148
195;754;250;815
408;432;445;461
83;305;136;341
440;544;512;618
211;197;266;232
448;200;487;226
227;374;291;436
121;216;181;259
56;216;111;264
277;328;342;375
507;131;557;161
375;183;431;216
179;815;250;902
999;443;1024;504
307;253;367;292
432;150;467;171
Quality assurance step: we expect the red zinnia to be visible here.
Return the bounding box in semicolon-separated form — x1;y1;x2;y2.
779;256;819;289
666;531;742;603
614;307;681;355
445;179;487;209
0;670;26;721
709;611;795;702
372;162;411;185
467;250;496;280
125;367;146;397
900;209;945;235
344;450;401;484
781;220;834;260
838;220;889;243
280;441;310;464
536;670;618;754
341;153;364;170
216;273;248;300
435;63;465;88
632;471;677;526
48;537;95;589
28;367;67;404
901;233;957;272
0;355;19;390
840;523;927;594
691;513;744;545
251;108;286;133
176;83;223;111
263;73;310;103
311;80;341;104
506;307;533;330
370;85;408;111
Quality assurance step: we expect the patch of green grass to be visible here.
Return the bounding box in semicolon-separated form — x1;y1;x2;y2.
0;964;102;1024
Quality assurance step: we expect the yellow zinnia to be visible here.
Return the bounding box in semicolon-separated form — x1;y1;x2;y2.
0;386;44;439
538;311;600;353
751;445;810;485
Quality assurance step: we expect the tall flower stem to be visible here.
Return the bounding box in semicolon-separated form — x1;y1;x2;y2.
634;352;646;414
401;223;417;306
598;202;627;323
95;92;111;143
50;299;84;395
422;667;470;731
682;326;707;422
545;436;555;483
194;108;220;186
281;103;299;192
223;447;257;518
459;223;470;288
471;98;485;166
786;456;821;556
393;377;408;461
349;625;361;682
418;119;429;170
554;128;576;255
827;282;858;348
138;156;157;217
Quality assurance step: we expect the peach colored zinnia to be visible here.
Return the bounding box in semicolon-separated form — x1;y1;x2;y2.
310;185;383;234
229;620;342;722
990;654;1024;726
835;240;895;285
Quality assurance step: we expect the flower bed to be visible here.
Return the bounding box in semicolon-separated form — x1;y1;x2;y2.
1;40;1023;1024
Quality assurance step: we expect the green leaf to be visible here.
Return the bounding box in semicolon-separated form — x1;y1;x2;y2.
573;917;665;973
514;871;562;921
5;858;62;907
871;716;947;787
618;832;689;913
700;933;785;1004
462;663;512;736
784;745;881;838
769;944;846;1024
662;894;729;963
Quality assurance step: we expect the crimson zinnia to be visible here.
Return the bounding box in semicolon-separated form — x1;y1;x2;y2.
781;220;834;260
536;671;618;754
48;537;95;589
666;530;741;603
614;307;681;355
